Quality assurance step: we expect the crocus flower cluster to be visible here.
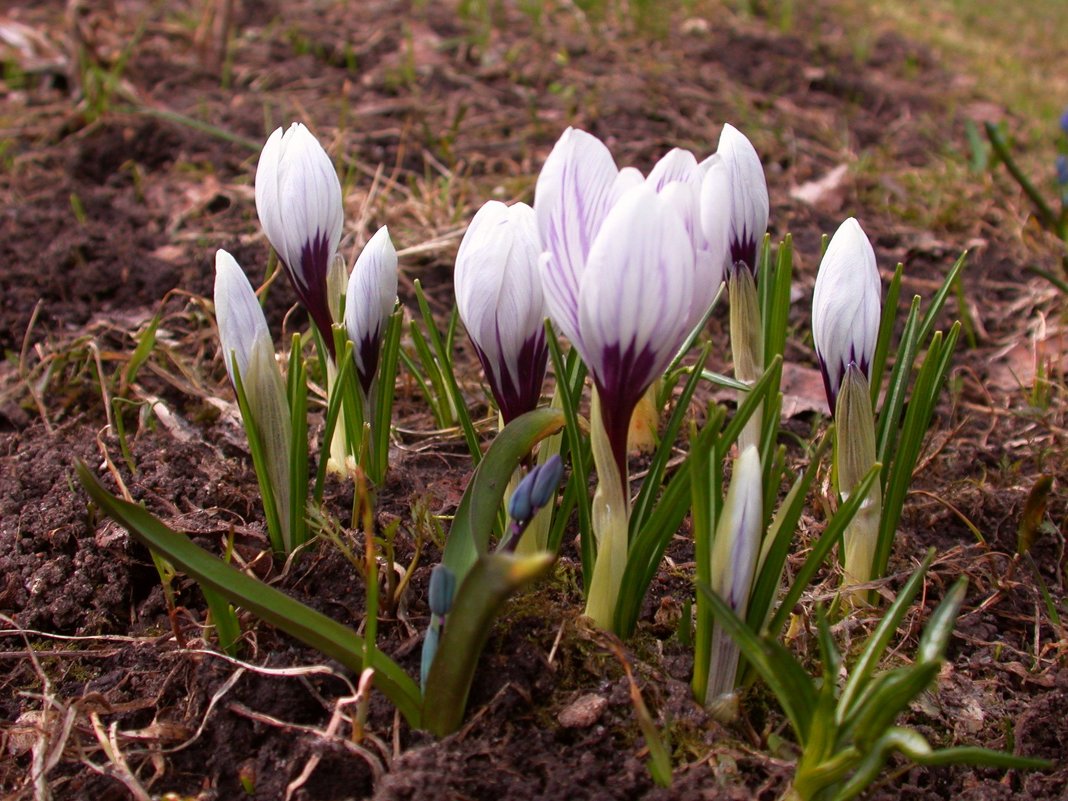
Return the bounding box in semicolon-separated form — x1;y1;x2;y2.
255;122;398;384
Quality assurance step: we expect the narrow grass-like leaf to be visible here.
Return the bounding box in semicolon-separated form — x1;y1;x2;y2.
697;581;817;742
76;464;423;726
748;431;830;633
719;356;782;452
874;295;921;491
287;333;308;547
874;325;959;578
372;307;404;484
231;353;285;554
614;411;723;637
766;464;881;639
870;263;903;409
837;548;935;720
630;343;710;536
690;421;716;705
414;280;481;462
121;310;161;394
917;255;966;349
313;342;358;504
201;585;242;656
916;576;967;664
546;324;593;580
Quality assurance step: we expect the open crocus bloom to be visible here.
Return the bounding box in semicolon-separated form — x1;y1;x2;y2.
811;217;881;412
255;122;344;355
454;200;547;424
713;123;769;275
535;127;727;628
344;226;398;395
536;127;722;475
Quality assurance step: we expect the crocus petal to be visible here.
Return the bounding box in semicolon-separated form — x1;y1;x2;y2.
535;128;620;346
455;201;547;422
345;226;398;394
214;249;271;385
711;444;762;613
255;122;344;352
717;123;769;273
646;147;700;192
811;217;881;411
698;155;731;292
577;184;696;470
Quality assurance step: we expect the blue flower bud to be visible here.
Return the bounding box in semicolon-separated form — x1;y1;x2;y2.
1060;107;1068;137
1057;155;1068;187
428;564;456;618
508;455;564;524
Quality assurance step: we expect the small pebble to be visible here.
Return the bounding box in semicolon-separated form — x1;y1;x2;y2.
558;693;608;728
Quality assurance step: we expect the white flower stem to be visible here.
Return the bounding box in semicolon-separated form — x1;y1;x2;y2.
584;390;631;630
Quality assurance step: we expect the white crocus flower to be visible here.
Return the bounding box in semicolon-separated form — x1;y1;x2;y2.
714;123;769;275
811;217;881;412
455;200;547;424
812;218;883;595
344;226;398;395
255;122;344;354
214;249;293;551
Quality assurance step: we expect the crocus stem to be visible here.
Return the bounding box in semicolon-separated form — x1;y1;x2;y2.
584;390;631;630
835;366;882;600
729;266;764;453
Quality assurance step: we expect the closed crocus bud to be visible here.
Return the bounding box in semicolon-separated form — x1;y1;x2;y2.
215;249;273;388
714;123;769;275
344;226;398;395
255;122;344;356
214;249;293;551
706;445;762;713
455;201;548;424
811;217;881;413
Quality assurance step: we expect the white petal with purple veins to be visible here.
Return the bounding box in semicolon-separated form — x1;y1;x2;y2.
811;217;881;410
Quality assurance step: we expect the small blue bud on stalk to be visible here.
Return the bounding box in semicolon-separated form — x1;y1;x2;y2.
428;564;457;618
501;455;564;552
1060;106;1068;138
421;564;457;690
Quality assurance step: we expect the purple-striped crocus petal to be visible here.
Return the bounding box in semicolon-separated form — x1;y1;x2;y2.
577;183;697;474
455;200;547;423
214;249;272;386
811;217;881;413
535;128;621;347
712;445;762;613
345;226;398;395
255;122;344;354
698;155;731;295
716;123;769;274
646;147;700;192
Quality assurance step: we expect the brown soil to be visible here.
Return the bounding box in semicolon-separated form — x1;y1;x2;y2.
1;1;1065;799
